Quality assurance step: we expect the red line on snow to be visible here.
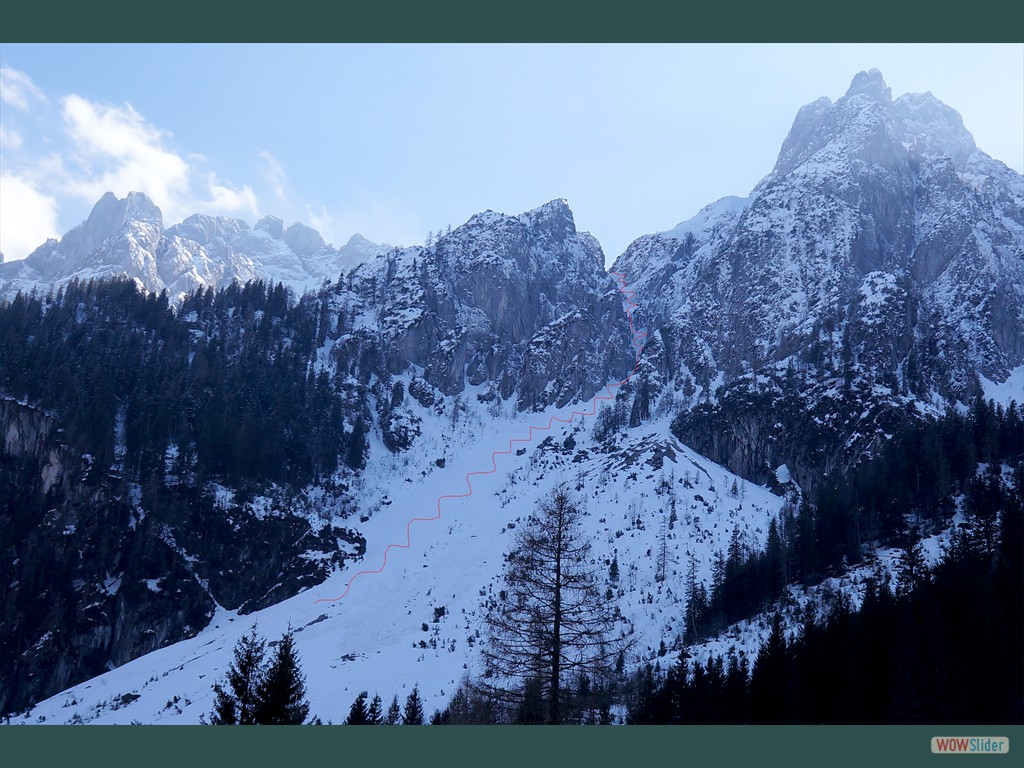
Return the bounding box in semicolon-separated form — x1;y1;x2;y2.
314;271;646;603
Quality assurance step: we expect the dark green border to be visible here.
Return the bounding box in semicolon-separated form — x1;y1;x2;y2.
2;0;1023;41
2;725;1022;768
2;2;1021;767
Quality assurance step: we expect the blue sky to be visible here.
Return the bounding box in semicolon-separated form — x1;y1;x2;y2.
1;43;1022;265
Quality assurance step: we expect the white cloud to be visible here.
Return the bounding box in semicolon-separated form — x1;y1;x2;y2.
0;125;23;152
204;174;259;218
55;95;259;226
60;95;191;218
0;175;59;261
0;67;46;111
0;91;264;260
302;202;335;243
259;150;289;202
258;150;339;244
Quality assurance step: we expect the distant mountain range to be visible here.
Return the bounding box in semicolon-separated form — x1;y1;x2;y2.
0;192;389;303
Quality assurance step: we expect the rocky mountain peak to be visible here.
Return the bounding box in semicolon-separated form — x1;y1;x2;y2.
254;215;284;239
519;198;577;248
894;91;977;166
58;191;161;266
767;70;911;181
843;68;893;104
613;70;1023;489
283;222;326;256
123;191;164;227
0;193;388;304
166;213;250;246
336;199;629;411
344;233;373;248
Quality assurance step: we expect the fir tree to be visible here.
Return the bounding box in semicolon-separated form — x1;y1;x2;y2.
346;415;368;470
346;691;369;725
402;685;425;725
254;628;310;725
895;537;928;597
367;694;384;725
208;625;266;725
385;694;401;725
207;625;311;725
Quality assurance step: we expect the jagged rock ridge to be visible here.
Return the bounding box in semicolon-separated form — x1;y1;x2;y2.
614;69;1023;486
0;193;390;303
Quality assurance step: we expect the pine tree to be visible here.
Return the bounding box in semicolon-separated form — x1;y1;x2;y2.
209;625;267;725
750;613;792;723
346;415;368;470
402;685;425;725
655;520;669;583
367;694;384;724
764;516;786;598
385;694;401;725
254;628;310;724
206;625;313;725
346;691;369;725
684;551;702;643
895;537;928;598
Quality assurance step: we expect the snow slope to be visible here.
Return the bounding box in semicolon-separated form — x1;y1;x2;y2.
10;389;784;724
981;365;1024;408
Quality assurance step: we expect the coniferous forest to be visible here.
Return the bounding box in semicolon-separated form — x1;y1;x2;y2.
0;278;368;715
628;501;1021;724
0;277;361;491
679;397;1023;645
629;402;1023;724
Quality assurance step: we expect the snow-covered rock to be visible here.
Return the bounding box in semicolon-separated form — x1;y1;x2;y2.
0;193;389;304
615;69;1024;486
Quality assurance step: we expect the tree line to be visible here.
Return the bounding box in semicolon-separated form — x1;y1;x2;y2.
207;624;430;725
0;278;366;490
682;397;1024;645
629;469;1022;723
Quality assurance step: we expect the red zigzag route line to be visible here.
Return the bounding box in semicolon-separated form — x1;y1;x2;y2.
314;271;646;604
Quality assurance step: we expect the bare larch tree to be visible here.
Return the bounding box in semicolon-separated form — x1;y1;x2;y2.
480;484;630;724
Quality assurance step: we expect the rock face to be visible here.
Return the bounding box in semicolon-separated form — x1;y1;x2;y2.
0;194;389;303
0;398;363;717
615;70;1024;486
328;198;634;412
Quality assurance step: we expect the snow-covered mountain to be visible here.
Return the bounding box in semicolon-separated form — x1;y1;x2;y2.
615;69;1024;487
0;192;389;303
328;198;633;413
2;69;1021;724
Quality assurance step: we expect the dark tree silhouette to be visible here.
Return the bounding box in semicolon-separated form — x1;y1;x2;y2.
402;685;424;725
385;694;401;725
481;485;629;724
207;625;311;725
346;691;369;725
254;627;310;724
209;625;266;725
367;694;384;724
